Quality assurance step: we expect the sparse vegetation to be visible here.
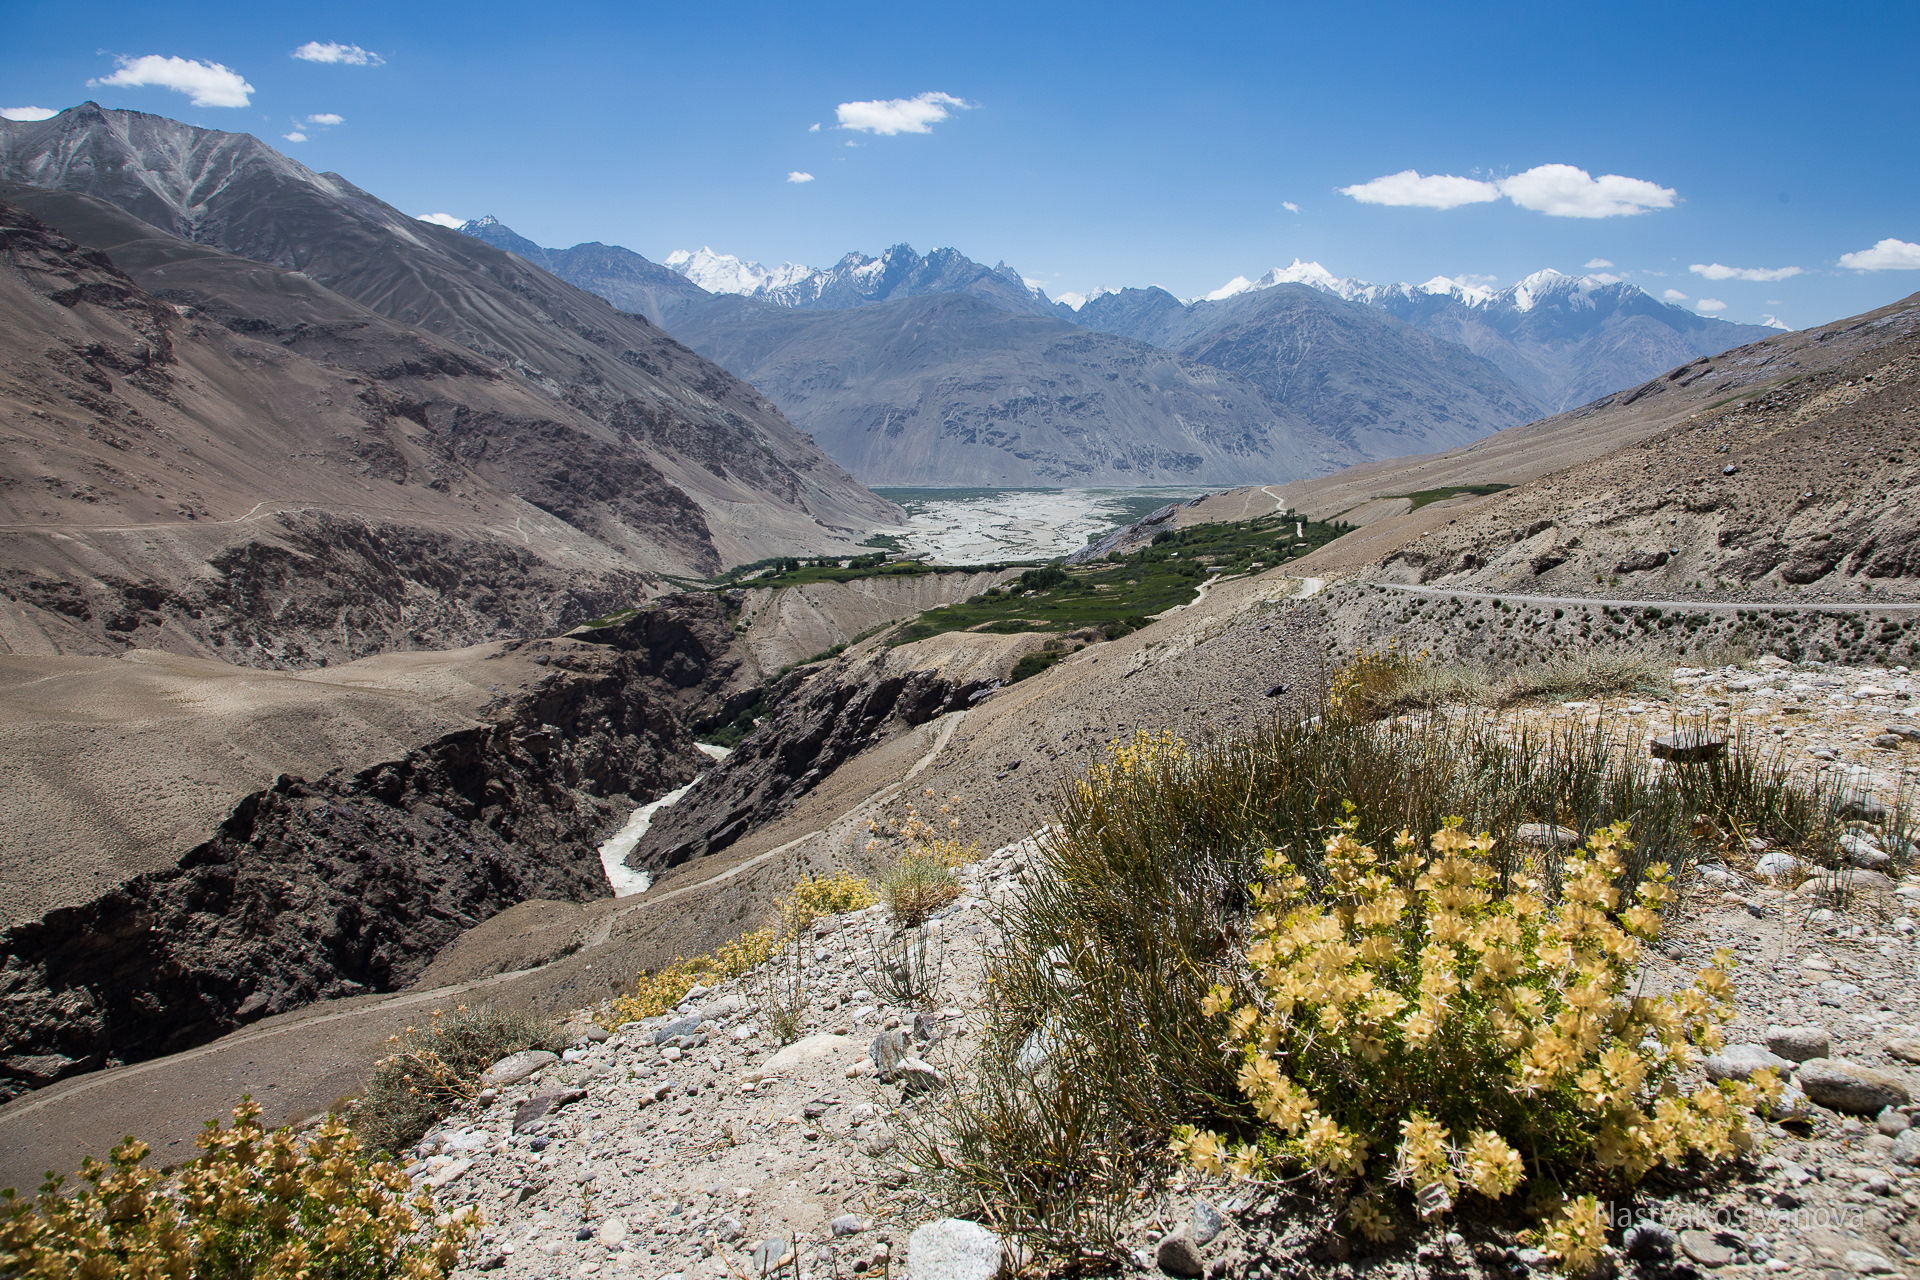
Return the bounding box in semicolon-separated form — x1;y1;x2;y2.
1;1100;473;1279
352;1006;567;1155
1385;482;1513;512
890;513;1344;647
917;691;1852;1266
605;872;875;1030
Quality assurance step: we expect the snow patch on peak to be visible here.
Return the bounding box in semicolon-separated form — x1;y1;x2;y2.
1056;285;1120;312
1418;275;1495;306
664;247;815;297
1196;259;1376;304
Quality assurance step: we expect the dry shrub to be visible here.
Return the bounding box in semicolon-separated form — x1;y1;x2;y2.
605;871;873;1030
1494;651;1670;706
868;791;978;926
352;1006;565;1155
1174;815;1771;1267
1;1100;471;1278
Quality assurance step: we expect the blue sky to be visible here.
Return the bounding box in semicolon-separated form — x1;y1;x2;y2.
5;0;1917;328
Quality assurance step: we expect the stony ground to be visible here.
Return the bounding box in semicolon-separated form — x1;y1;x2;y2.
405;661;1920;1280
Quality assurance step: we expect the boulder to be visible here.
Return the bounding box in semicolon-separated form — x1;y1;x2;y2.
1764;1025;1832;1062
1156;1231;1205;1278
1651;730;1727;763
512;1088;586;1134
1517;823;1580;848
906;1219;1003;1280
1796;1059;1910;1114
762;1033;857;1075
1885;1039;1920;1064
1753;852;1803;879
651;1015;702;1046
1704;1044;1792;1082
481;1049;558;1087
1891;1127;1920;1166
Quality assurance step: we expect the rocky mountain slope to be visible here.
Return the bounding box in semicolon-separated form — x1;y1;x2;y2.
0;196;690;663
0;624;721;1097
1074;282;1543;459
663;292;1356;487
456;216;709;328
0;105;897;576
1363;292;1920;597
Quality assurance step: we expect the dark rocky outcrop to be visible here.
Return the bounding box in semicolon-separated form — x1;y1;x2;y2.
0;641;699;1099
633;652;996;870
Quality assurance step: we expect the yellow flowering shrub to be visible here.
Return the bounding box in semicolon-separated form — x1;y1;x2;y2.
1074;728;1187;803
0;1100;471;1279
1172;813;1776;1258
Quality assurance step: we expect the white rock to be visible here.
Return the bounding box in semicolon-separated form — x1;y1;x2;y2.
762;1033;857;1075
482;1050;559;1087
906;1219;1003;1280
597;1218;627;1247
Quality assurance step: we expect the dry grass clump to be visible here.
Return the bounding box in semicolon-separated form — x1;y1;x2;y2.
916;712;1847;1266
353;1006;565;1155
1174;815;1771;1267
1496;650;1670;705
869;791;977;926
1;1100;472;1278
1330;648;1668;717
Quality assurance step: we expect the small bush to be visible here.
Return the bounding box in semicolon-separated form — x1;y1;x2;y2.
0;1100;472;1279
868;792;977;926
1173;815;1771;1254
879;854;962;926
353;1006;565;1155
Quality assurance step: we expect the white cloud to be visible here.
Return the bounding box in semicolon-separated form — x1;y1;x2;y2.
1663;288;1689;302
786;171;814;183
1343;164;1674;218
1584;257;1614;268
415;213;464;229
1695;298;1727;312
835;91;972;136
1281;201;1300;213
1690;262;1802;282
0;106;59;121
1496;164;1675;218
1586;272;1623;284
1839;238;1920;271
1339;169;1501;209
808;123;820;132
89;55;255;108
304;112;344;126
283;131;308;143
292;42;383;66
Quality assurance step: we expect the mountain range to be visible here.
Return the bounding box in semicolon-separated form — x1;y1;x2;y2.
467;221;1776;485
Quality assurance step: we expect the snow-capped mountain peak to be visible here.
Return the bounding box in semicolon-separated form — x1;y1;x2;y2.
664;247;817;297
1056;285;1122;312
1196;259;1375;304
1417;275;1496;306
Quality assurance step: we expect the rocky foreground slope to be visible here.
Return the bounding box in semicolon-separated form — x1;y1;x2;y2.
406;770;1920;1280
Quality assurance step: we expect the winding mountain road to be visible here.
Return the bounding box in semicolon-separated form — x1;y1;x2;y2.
1368;581;1920;615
